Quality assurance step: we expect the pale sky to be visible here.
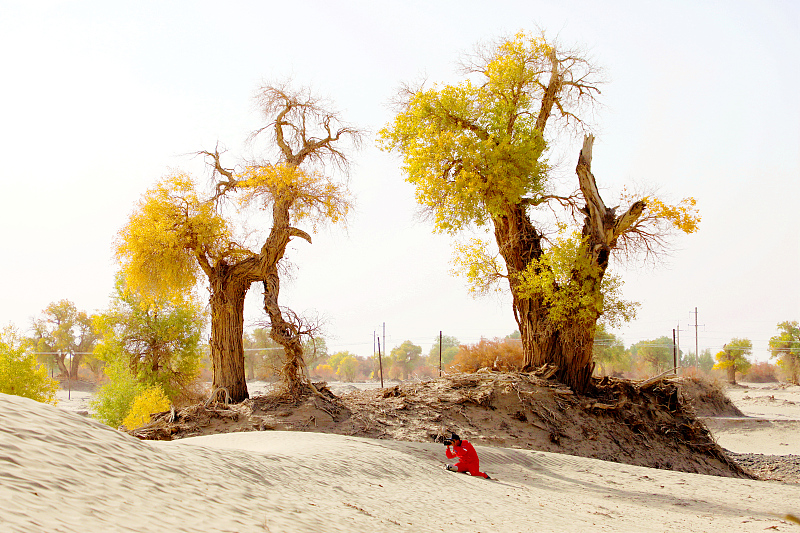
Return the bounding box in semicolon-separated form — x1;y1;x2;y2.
1;1;798;362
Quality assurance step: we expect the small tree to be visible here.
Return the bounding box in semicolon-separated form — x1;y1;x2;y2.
680;348;714;375
427;334;460;368
769;321;800;384
714;338;752;384
592;324;628;376
90;358;142;427
93;274;204;402
31;300;98;380
631;336;676;374
0;326;58;404
302;336;329;372
243;327;284;380
336;355;358;382
324;350;362;381
388;341;422;380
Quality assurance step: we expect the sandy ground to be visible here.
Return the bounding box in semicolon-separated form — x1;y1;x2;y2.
703;382;800;455
4;385;800;532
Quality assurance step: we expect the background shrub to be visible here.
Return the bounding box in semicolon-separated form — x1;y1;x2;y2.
0;326;58;404
122;385;170;429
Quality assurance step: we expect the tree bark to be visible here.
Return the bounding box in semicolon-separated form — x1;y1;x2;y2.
69;354;84;381
208;266;253;403
260;195;315;397
494;136;643;393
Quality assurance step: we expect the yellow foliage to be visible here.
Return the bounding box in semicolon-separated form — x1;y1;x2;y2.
450;238;506;296
115;173;235;301
378;31;553;233
122;385;170;429
448;337;523;373
117;166;352;304
621;188;701;235
237;164;352;230
515;232;638;328
0;326;59;405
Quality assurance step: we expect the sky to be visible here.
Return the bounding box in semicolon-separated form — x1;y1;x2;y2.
1;0;798;363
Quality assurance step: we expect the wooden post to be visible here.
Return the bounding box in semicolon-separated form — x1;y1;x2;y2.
673;329;677;375
377;337;384;388
439;331;443;377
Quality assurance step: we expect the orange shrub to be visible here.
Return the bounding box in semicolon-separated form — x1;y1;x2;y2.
448;337;523;373
740;361;778;383
312;364;336;381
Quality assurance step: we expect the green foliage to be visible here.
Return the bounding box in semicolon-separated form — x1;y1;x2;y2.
630;336;676;373
681;349;714;374
302;336;329;370
592;325;629;375
714;338;752;375
90;358;143;428
427;335;460;367
515;232;638;329
30;299;98;379
93;274;203;401
0;326;58;404
769;321;800;383
388;341;422;380
122;385;170;429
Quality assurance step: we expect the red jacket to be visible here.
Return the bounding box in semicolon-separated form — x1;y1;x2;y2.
446;439;479;465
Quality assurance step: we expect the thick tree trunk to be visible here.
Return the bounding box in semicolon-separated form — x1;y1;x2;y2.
209;273;250;403
69;354;83;381
55;354;69;378
492;202;548;365
491;136;643;394
726;360;737;384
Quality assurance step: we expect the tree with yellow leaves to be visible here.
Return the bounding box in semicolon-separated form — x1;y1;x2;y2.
117;84;359;402
714;338;752;385
380;32;699;392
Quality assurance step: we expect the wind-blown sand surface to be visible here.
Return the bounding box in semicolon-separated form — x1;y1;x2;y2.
705;383;800;455
2;392;798;532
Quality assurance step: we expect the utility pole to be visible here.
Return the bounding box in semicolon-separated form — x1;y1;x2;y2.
377;337;384;388
439;330;443;377
673;329;677;375
676;324;681;372
692;307;699;370
382;322;386;376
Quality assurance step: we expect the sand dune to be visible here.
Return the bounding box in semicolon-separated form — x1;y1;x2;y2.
1;392;798;532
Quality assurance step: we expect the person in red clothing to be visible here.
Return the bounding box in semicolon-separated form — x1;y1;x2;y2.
444;433;490;479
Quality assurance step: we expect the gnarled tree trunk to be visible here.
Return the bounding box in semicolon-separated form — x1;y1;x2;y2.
260;196;315;397
208;264;254;403
496;136;644;393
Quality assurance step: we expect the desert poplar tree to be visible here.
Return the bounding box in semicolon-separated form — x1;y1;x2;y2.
380;31;699;392
117;83;360;402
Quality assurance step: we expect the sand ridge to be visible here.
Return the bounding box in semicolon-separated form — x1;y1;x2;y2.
2;392;799;532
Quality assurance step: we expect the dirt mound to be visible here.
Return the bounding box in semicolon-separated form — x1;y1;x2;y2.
131;372;750;479
674;377;745;417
